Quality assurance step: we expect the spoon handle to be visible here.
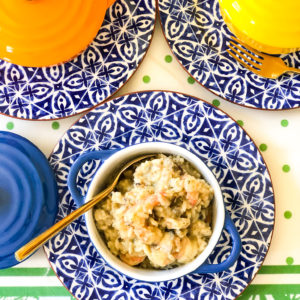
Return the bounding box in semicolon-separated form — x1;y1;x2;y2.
287;67;300;75
15;185;113;262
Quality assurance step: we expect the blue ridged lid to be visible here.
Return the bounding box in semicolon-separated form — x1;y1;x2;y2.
0;131;58;269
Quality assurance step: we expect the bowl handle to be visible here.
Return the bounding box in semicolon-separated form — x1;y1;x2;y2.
193;210;241;274
67;150;118;207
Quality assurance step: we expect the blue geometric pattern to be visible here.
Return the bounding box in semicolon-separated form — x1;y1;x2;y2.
45;91;274;299
158;0;300;110
0;0;155;119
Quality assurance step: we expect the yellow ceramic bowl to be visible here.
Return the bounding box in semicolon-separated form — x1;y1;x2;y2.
219;0;300;54
0;0;115;67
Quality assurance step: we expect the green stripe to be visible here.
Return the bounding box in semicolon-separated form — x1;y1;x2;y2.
1;265;300;277
0;285;299;298
0;268;55;276
0;286;74;297
239;284;300;299
259;265;300;274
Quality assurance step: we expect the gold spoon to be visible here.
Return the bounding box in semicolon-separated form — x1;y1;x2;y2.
15;154;155;262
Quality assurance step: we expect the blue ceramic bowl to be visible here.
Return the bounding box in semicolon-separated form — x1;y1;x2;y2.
0;131;58;269
68;142;241;282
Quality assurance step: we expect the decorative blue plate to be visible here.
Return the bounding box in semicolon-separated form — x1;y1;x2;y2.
45;91;274;299
0;0;155;120
158;0;300;110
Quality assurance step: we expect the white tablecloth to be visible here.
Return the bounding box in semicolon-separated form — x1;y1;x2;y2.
0;20;300;299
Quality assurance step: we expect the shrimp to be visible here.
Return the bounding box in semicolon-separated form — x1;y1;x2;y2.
174;237;199;264
125;194;160;228
144;194;160;211
186;177;214;208
164;217;190;230
144;232;176;267
145;248;174;268
183;175;201;206
119;253;145;266
134;226;163;245
187;191;200;206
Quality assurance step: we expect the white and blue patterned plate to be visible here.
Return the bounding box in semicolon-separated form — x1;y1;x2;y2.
0;0;155;120
45;91;274;299
158;0;300;110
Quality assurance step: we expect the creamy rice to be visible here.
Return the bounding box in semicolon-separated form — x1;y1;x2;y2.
94;154;213;269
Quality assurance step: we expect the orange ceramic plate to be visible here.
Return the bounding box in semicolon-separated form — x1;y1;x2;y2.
0;0;112;67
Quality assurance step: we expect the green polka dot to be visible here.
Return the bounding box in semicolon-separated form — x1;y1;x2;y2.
212;99;220;107
236;120;244;126
281;119;288;127
143;75;151;83
282;164;290;172
187;76;195;84
284;210;292;219
286;257;294;265
52;121;60;130
6;122;14;130
259;143;268;152
165;55;172;63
